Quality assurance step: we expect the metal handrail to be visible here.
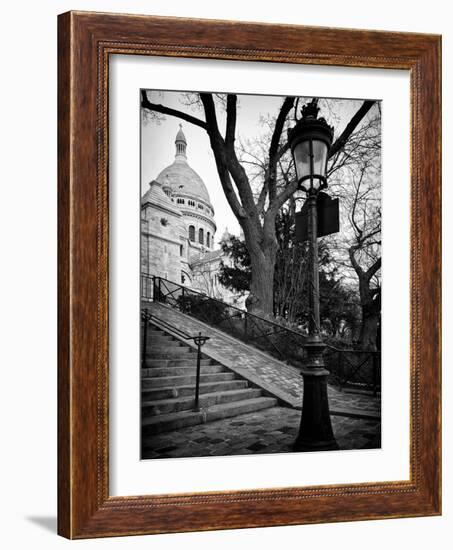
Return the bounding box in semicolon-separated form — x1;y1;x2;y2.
324;345;380;396
143;274;307;340
326;343;380;354
142;274;381;394
142;274;309;364
141;309;210;411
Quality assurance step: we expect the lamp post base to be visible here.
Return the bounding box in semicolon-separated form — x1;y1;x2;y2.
293;341;339;452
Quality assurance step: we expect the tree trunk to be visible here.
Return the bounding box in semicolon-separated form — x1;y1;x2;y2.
359;302;380;351
245;250;276;315
141;93;378;325
357;278;380;350
349;247;381;351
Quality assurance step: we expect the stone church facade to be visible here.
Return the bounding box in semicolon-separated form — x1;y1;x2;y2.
141;125;246;308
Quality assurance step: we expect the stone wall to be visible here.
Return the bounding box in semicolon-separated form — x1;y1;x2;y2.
141;204;186;284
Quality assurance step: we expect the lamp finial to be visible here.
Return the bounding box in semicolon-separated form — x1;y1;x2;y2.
301;98;320;120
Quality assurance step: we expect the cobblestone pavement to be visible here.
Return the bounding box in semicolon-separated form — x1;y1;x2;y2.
142;406;381;459
146;302;381;416
328;389;380;415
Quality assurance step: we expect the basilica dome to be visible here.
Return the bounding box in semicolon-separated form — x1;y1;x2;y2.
156;163;212;206
155;124;214;210
146;124;217;258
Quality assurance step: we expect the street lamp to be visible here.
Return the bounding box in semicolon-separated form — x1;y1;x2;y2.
288;99;339;452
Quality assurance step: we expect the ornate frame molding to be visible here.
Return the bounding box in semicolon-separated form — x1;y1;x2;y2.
58;11;441;538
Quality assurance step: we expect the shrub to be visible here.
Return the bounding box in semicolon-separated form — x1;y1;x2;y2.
177;292;229;326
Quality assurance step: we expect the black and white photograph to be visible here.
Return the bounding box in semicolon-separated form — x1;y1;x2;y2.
1;0;447;545
140;89;382;460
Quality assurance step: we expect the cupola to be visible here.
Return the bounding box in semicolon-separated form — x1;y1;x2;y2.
175;124;187;161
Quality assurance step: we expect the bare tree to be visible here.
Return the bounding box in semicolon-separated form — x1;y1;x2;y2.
190;258;219;299
347;167;381;350
327;105;382;349
141;91;375;316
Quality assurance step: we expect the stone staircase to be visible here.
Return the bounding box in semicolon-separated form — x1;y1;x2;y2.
141;323;277;438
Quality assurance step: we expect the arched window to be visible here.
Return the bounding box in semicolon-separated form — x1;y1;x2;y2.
199;228;204;245
189;225;195;242
206;232;210;248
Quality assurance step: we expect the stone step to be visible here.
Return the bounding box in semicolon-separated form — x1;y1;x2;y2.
142;372;236;389
141;364;226;378
146;345;191;353
144;332;174;339
144;340;185;348
146;352;198;361
143;358;214;368
142;388;262;416
146;329;180;337
144;332;182;339
142;379;249;401
142;397;277;435
146;349;196;359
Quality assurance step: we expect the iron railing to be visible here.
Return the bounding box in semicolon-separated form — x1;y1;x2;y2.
142;274;308;368
141;309;209;411
325;344;381;395
142;274;381;394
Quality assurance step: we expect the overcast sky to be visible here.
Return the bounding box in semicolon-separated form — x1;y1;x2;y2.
141;90;368;247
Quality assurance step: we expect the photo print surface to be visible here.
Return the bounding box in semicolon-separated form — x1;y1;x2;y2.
140;90;381;460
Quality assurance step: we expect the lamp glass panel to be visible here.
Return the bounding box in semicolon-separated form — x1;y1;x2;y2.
293;139;311;182
312;139;328;178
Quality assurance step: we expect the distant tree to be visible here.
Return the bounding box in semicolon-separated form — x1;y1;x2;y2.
190;260;218;298
318;271;361;340
218;224;359;339
327;108;382;349
217;236;251;293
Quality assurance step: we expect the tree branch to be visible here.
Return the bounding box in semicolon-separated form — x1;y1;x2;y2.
268;97;295;202
198;93;249;221
140;90;207;130
329;100;375;158
348;244;364;278
225;94;237;149
201;93;259;225
270;178;298;214
365;257;381;281
256;180;268;216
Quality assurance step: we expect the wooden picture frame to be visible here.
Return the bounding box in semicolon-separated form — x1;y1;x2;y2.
58;10;441;539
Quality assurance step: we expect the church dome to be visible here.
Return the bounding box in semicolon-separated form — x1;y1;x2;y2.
156;164;212;205
155;125;213;208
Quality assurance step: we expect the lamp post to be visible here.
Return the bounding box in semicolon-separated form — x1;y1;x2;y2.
288;99;339;452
